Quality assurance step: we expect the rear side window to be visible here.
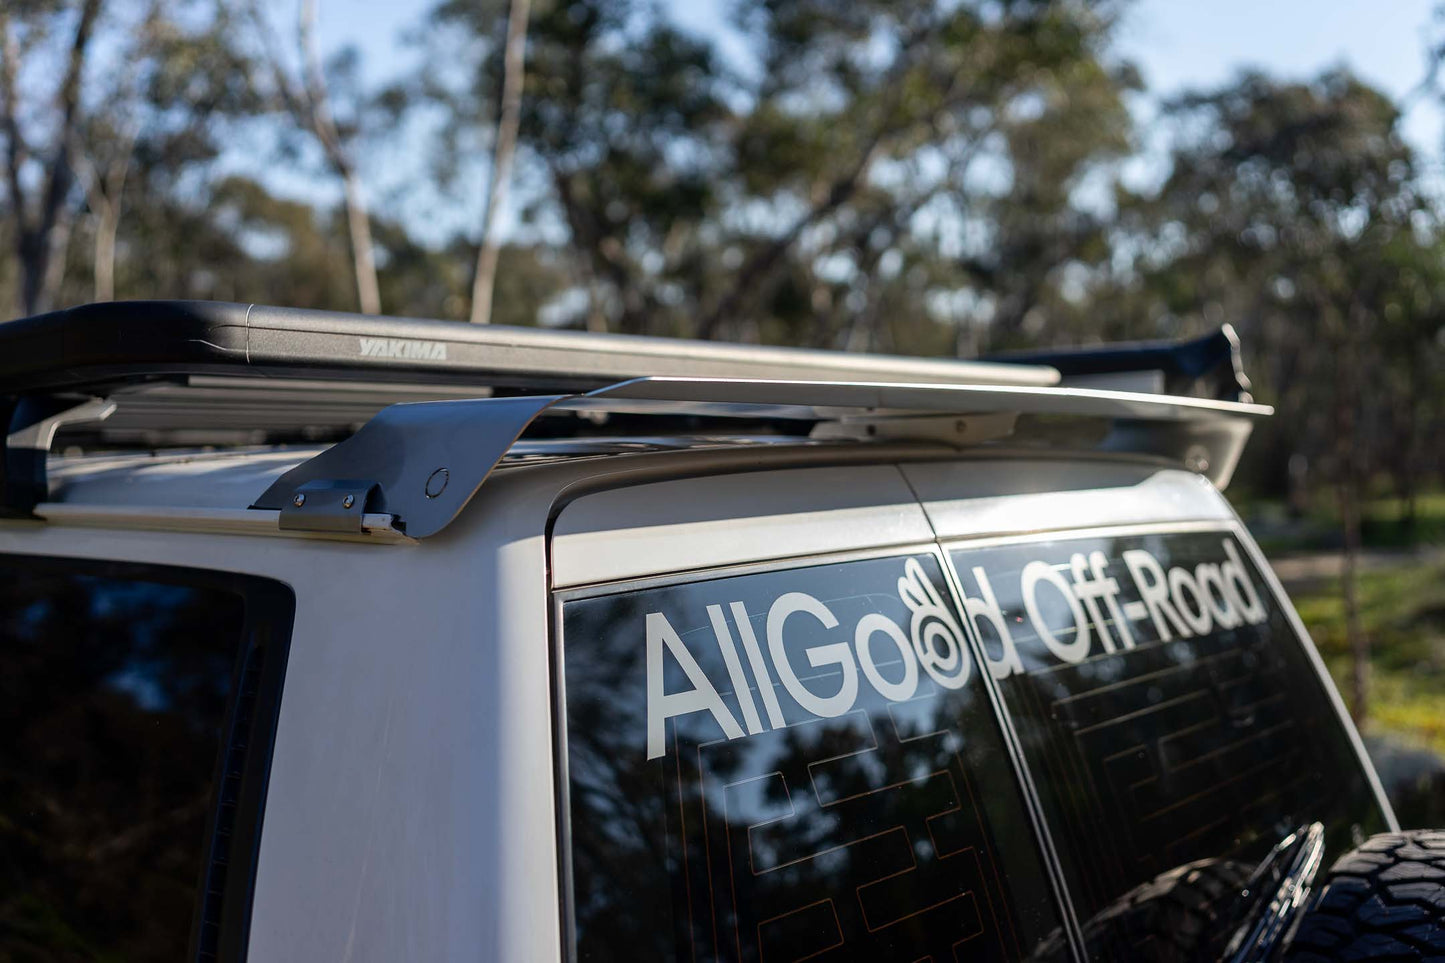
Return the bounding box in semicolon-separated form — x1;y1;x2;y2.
559;552;1062;962
948;529;1386;958
0;556;292;963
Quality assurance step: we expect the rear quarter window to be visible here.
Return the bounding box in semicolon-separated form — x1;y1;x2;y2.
946;527;1386;957
558;551;1062;962
0;556;292;963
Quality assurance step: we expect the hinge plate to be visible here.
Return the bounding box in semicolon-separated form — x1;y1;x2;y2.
278;479;380;533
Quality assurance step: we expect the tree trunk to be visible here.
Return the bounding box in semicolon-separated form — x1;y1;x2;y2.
1;0;103;316
1339;475;1369;724
95;200;119;300
1335;297;1369;725
298;0;381;315
584;278;607;333
40;208;73;309
13;212;73;316
1399;357;1426;532
470;0;532;325
340;167;380;315
15;232;43;316
1397;467;1418;532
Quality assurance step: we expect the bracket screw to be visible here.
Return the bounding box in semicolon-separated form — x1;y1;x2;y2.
292;493;306;507
342;494;355;509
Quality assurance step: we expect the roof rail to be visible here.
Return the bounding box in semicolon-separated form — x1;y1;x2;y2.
3;301;1270;532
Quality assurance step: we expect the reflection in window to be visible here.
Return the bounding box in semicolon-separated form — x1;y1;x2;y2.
949;530;1386;960
0;558;290;962
561;553;1060;962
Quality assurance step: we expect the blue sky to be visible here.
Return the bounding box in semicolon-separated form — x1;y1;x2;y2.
300;0;1445;239
1113;0;1443;154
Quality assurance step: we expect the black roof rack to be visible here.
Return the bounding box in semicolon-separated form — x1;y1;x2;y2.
0;300;1056;394
986;325;1253;403
2;301;1270;533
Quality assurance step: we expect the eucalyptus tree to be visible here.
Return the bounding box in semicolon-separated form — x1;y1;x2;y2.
0;0;103;316
1114;70;1442;721
706;0;1133;349
407;0;1131;345
0;0;261;314
243;0;384;314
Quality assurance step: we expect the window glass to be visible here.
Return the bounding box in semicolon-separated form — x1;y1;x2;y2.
0;556;292;962
560;552;1061;962
948;529;1386;959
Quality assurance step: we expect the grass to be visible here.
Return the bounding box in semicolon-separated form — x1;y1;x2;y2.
1361;492;1445;549
1238;486;1445;820
1288;559;1445;756
1239;490;1445;556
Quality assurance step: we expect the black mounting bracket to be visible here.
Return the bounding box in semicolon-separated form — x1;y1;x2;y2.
1;395;116;518
277;479;381;534
251;395;567;537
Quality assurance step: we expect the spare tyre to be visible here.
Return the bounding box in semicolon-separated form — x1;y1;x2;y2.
1027;857;1254;962
1284;830;1445;961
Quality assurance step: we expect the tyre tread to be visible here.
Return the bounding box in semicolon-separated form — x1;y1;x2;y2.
1285;830;1445;961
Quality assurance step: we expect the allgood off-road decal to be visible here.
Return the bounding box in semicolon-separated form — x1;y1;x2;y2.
560;532;1383;963
644;537;1267;759
563;547;1067;960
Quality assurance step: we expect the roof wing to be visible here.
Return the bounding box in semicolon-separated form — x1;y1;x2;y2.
249;377;1269;537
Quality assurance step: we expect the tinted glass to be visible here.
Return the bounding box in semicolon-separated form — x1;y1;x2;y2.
560;552;1061;962
948;529;1386;959
0;557;291;962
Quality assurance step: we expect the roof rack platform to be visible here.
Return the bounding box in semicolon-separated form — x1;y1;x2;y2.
2;301;1270;534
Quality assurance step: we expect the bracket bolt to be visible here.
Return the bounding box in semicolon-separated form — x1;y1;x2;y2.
342;494;355;509
292;493;306;507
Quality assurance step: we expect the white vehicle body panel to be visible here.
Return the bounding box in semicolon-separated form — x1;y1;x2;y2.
0;484;562;963
900;460;1232;540
549;464;932;588
0;446;1394;961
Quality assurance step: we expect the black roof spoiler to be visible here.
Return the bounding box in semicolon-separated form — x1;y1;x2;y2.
986;325;1253;403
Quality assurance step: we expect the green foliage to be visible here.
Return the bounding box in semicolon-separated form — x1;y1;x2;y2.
1246;490;1445;556
1108;69;1445;505
0;0;1442;520
1291;558;1445;756
395;0;1135;342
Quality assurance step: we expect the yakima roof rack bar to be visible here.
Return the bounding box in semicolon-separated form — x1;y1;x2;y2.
0;300;1057;393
